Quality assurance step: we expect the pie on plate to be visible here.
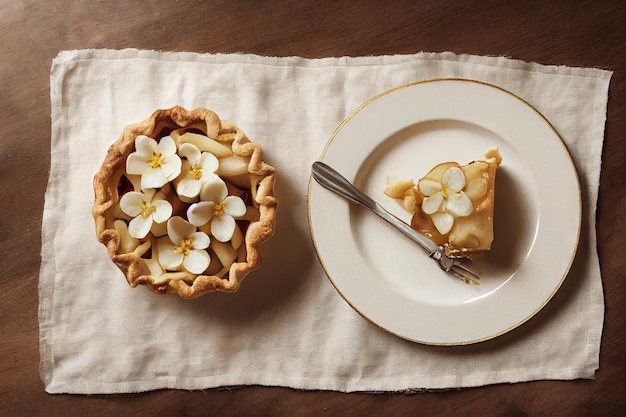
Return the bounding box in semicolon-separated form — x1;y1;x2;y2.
308;79;581;344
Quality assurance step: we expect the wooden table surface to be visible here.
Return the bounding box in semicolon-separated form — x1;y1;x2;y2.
1;1;624;415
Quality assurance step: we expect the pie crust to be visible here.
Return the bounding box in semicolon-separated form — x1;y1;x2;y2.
92;106;277;298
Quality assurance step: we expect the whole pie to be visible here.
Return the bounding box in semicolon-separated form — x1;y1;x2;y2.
92;106;277;298
384;147;501;258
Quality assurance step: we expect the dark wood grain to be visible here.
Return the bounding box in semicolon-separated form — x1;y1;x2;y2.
1;0;624;415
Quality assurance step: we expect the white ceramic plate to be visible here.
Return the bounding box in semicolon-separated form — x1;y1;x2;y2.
308;79;581;345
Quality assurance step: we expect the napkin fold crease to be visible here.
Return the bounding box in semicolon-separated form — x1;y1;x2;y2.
40;49;611;394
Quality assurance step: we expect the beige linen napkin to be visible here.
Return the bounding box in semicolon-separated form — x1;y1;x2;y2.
40;49;611;394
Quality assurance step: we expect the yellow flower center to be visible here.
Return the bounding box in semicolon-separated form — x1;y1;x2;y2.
174;238;194;256
149;152;165;168
212;203;225;218
140;200;156;218
190;165;203;180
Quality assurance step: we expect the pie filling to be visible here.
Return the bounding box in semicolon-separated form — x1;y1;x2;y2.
384;147;502;258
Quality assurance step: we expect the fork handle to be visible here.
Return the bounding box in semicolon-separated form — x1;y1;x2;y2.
311;161;440;257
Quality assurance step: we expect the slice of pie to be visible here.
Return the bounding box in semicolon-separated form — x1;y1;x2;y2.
92;106;277;298
384;147;501;258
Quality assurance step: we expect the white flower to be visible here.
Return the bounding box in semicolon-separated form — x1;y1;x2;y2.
419;166;473;235
157;216;211;274
176;143;220;199
126;135;182;189
186;179;247;242
119;189;173;239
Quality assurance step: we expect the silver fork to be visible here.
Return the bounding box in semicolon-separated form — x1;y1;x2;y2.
311;161;480;285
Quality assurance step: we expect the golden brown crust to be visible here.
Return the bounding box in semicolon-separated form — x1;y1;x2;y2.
93;106;277;298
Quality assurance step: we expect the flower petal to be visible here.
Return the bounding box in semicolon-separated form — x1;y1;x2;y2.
177;176;202;199
161;154;182;182
211;214;236;242
431;212;454;235
187;202;215;227
126;153;148;176
445;191;473;217
167;216;196;245
141;167;168;189
442;166;466;192
119;191;144;217
199;177;228;202
223;195;247;218
151;199;173;223
134;135;157;157
157;237;184;270
128;214;153;239
179;142;201;165
422;192;443;215
418;178;441;197
189;231;210;250
183;249;211;274
157;135;178;156
199;151;219;174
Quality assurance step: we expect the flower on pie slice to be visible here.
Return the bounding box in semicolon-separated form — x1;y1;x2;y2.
126;135;182;189
176;143;220;199
187;179;247;242
419;166;473;235
157;216;211;274
119;189;173;239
